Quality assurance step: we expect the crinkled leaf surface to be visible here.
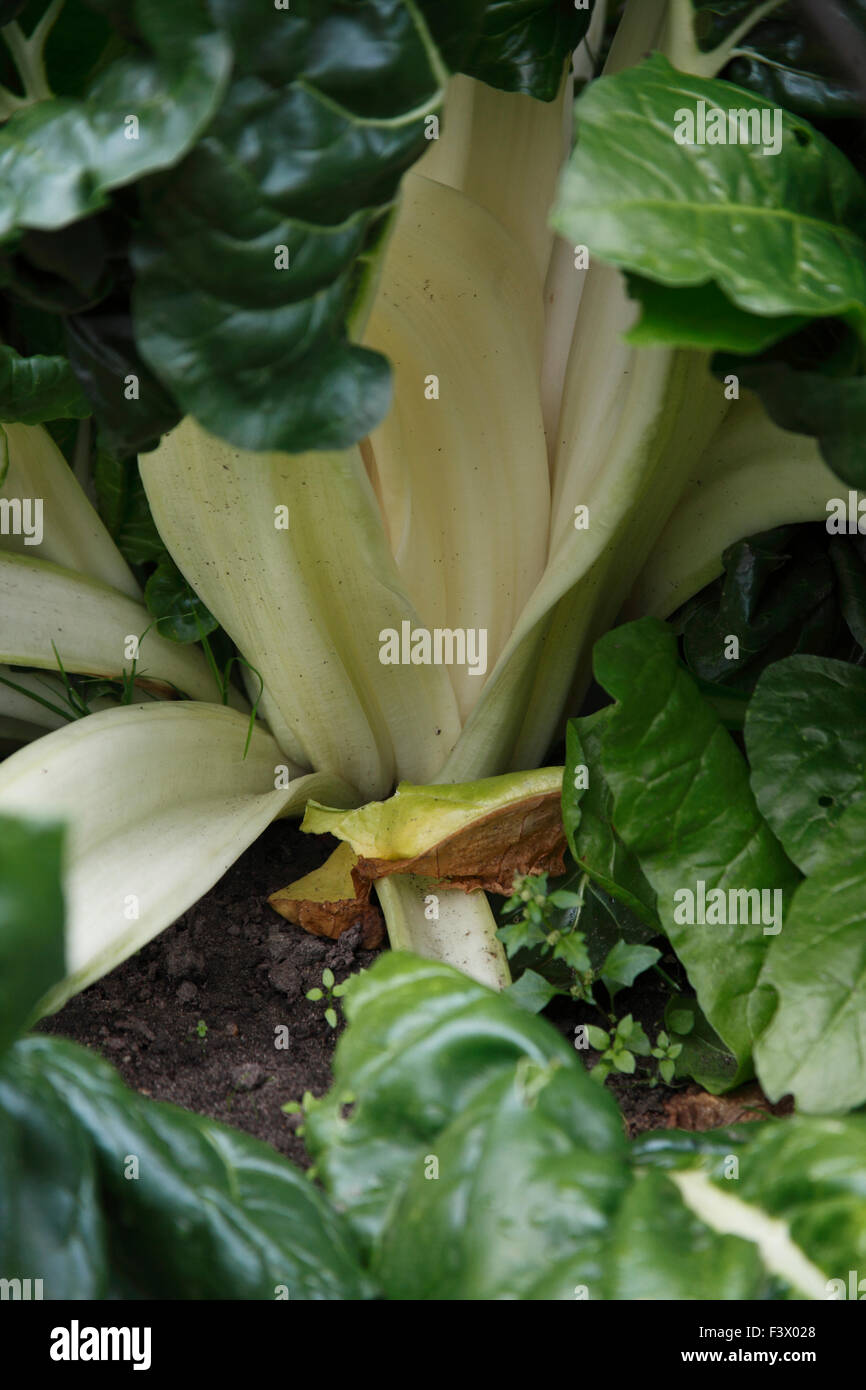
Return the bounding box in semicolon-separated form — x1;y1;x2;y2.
593;619;799;1088
303;953;612;1253
0;0;232;238
373;1061;629;1300
0;345;90;423
131;0;449;453
746;655;866;874
754;795;866;1113
553;55;866;336
457;0;594;100
0;1037;373;1299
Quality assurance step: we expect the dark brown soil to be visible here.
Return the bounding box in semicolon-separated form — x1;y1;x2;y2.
36;821;717;1158
37;822;380;1168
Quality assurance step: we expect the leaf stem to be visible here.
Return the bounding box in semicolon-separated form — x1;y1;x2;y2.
1;0;65;106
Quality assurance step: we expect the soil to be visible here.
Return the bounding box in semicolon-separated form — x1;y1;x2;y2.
37;822;380;1169
37;820;778;1159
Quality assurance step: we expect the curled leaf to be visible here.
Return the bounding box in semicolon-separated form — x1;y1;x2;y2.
269;842;384;948
302;770;567;895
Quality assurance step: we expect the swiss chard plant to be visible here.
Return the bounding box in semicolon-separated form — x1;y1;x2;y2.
0;0;862;1087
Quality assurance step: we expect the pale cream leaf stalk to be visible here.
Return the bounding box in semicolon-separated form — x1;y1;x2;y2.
141;420;460;800
376;874;510;989
626;396;843;618
0;702;358;1016
0;551;236;705
0;422;139;598
417;74;569;292
363;173;549;725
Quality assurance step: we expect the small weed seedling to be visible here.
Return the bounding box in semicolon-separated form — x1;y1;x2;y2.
306;968;348;1029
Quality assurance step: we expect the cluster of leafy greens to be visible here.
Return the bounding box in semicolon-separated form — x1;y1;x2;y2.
4;813;866;1301
0;0;864;1157
556;615;866;1117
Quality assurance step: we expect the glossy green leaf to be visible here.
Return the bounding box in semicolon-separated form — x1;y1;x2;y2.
564;712;659;937
721;0;866;123
731;1115;866;1280
625;276;807;353
0;0;232;238
552;55;866;336
144;557;218;645
754;795;866;1113
0;1050;107;1298
0;1036;373;1299
373;1060;629;1300
677;526;843;693
304;952;621;1253
603;1169;766;1300
130;0;449;454
0;344;90;423
0;814;64;1054
746;655;866;874
458;0;595;100
593;619;800;1089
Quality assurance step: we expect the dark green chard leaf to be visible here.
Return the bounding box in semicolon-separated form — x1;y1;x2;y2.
593;619;800;1090
0;1;595;453
674;525;861;695
129;0;471;454
2;1037;374;1299
373;1059;630;1301
144;557;218;645
303;952;621;1253
602;1168;767;1299
0;1052;108;1297
719;1;866;123
754;794;866;1113
0;0;232;238
718;353;866;488
0;343;90;422
745;655;866;874
552;55;866;342
65;300;180;456
563;710;660;938
731;1115;866;1279
0;814;64;1055
629;1114;866;1297
456;0;595;101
